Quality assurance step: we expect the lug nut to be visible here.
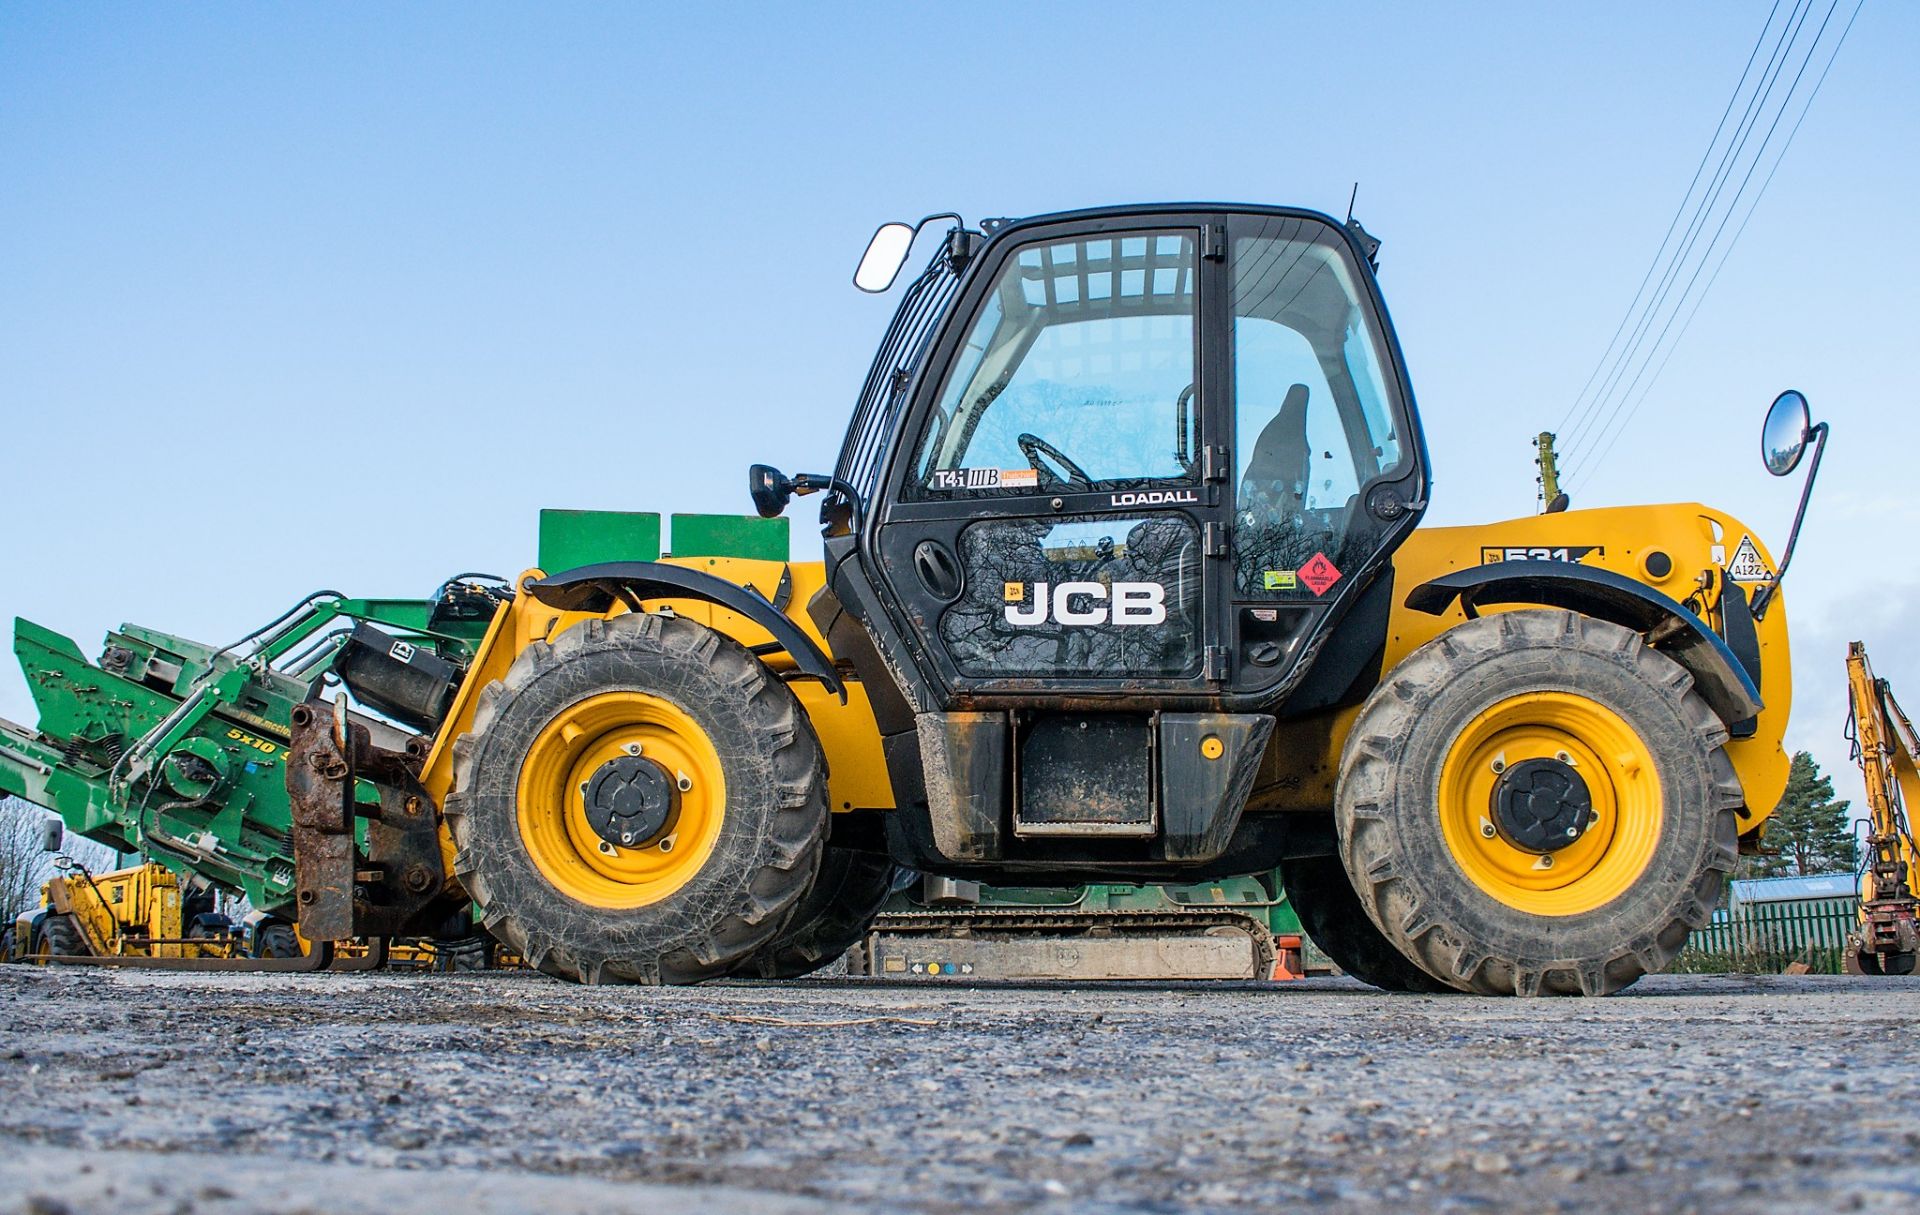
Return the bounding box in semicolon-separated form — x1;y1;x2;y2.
1565;826;1580;838
659;838;675;853
1490;758;1506;774
676;771;693;792
625;743;643;756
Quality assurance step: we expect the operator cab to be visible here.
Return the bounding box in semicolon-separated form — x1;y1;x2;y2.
763;205;1430;876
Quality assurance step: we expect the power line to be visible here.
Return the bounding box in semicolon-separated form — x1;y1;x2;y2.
1573;0;1865;484
1562;0;1815;460
1567;0;1837;471
1573;0;1842;476
1554;0;1784;441
1568;0;1847;481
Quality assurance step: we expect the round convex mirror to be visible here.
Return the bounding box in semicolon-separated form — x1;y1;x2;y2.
1762;389;1810;477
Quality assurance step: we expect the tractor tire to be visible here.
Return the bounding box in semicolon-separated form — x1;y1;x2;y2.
251;921;302;959
445;611;829;985
441;937;493;972
732;846;899;979
1278;854;1453;993
1336;609;1742;997
35;913;88;960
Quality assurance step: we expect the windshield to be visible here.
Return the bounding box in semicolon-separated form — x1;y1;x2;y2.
911;231;1199;496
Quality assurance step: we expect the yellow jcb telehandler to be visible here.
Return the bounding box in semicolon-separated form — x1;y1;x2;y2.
2;204;1825;994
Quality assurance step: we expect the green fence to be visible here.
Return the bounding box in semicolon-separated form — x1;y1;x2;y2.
1673;894;1859;974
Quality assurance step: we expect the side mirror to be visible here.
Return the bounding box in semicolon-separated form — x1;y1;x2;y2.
748;464;858;522
749;464;796;519
40;819;64;853
1750;389;1829;619
854;222;918;293
1762;389;1811;476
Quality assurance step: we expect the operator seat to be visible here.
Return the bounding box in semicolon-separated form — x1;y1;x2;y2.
1238;382;1312;524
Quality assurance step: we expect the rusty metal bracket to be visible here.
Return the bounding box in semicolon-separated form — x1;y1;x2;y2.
287;698;446;943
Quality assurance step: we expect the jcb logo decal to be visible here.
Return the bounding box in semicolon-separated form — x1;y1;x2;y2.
1003;581;1167;627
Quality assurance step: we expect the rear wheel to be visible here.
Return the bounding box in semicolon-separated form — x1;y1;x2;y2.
1278;854;1452;993
440;936;493;971
1337;610;1741;996
251;920;303;959
732;847;899;979
446;612;829;985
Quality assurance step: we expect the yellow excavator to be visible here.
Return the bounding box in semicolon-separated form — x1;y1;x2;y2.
1842;642;1920;975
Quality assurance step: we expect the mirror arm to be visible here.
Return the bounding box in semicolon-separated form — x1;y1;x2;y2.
1751;421;1826;620
791;473;864;527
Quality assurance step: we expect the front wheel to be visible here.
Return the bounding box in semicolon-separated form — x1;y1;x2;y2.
1337;609;1742;996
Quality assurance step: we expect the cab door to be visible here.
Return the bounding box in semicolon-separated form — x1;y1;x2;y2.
871;213;1235;700
1219;213;1424;702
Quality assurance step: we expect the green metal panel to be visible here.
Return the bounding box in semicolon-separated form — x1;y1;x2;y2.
538;510;661;572
669;514;789;562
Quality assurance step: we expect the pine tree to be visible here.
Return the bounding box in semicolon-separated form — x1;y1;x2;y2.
1740;751;1857;878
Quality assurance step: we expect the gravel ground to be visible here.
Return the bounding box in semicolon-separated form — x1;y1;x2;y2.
2;967;1918;1214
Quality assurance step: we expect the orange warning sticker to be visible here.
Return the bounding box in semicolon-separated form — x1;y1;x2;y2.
1299;552;1342;596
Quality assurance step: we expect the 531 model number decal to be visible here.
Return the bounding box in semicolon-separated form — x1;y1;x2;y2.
1480;545;1603;565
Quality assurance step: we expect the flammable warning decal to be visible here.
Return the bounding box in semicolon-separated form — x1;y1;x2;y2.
1726;535;1773;583
1480;545;1604;564
1298;553;1342;596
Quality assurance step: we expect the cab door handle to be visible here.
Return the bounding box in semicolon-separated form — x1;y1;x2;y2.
913;540;963;601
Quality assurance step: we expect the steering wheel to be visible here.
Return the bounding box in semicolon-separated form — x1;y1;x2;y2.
1017;433;1094;490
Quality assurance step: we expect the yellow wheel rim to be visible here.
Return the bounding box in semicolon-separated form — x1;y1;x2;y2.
516;691;726;909
1437;691;1663;917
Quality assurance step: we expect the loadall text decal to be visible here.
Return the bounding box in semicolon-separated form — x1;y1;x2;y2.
1109;490;1198;507
1480;545;1604;564
1003;581;1167;626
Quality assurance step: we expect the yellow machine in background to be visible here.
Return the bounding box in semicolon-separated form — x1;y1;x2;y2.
16;857;238;963
1842;642;1920;975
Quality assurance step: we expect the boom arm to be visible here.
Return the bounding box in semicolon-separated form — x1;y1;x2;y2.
1844;641;1920;974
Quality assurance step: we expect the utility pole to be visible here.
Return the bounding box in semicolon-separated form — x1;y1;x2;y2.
1535;432;1569;513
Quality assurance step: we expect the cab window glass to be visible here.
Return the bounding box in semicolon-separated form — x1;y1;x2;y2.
1232;217;1406;598
913;232;1198;496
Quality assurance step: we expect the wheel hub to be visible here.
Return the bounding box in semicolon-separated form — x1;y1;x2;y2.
582;754;676;848
1491;757;1594;853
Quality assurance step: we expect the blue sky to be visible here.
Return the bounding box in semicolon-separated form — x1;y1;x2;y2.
3;2;1915;817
